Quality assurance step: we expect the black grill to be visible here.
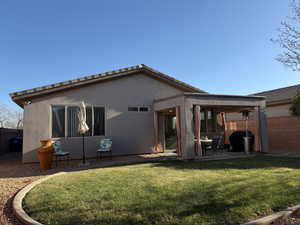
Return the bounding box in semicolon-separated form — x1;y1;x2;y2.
229;130;255;152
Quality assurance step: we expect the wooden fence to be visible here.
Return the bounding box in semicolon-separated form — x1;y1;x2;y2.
226;116;300;153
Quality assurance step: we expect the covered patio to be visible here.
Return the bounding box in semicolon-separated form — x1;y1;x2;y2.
153;93;268;159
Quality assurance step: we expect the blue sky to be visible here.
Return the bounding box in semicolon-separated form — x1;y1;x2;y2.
1;0;299;109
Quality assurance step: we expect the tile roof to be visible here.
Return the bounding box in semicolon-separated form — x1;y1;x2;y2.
9;64;206;104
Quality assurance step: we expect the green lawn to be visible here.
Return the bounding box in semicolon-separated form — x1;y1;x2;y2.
24;156;300;225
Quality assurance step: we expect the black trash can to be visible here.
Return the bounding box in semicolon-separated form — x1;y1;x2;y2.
229;130;255;152
9;137;23;152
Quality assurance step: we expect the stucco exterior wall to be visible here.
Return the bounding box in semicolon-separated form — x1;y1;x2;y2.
226;103;291;120
22;73;184;163
265;104;291;117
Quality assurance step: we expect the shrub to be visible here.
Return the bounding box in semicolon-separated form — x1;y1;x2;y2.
290;92;300;116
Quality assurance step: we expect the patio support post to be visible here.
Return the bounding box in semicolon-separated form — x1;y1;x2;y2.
258;106;269;153
175;106;182;157
181;99;196;159
194;105;202;157
253;107;260;152
221;112;227;145
154;111;159;152
158;114;165;152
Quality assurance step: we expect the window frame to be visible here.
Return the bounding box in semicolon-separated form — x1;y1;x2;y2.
128;106;139;112
51;105;66;138
93;106;106;136
128;106;151;112
200;108;218;133
50;104;106;139
139;106;150;112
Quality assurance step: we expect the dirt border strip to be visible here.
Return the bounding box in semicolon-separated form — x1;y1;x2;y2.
12;172;66;225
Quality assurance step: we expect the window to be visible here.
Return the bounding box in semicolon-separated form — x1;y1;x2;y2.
172;116;176;130
207;111;212;120
207;110;214;132
139;107;149;112
51;105;105;137
52;106;65;138
94;107;105;136
128;107;138;112
67;106;80;137
128;106;150;112
200;109;217;133
86;107;93;136
200;110;206;132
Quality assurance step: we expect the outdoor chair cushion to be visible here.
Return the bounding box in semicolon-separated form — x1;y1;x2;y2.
97;148;111;152
52;140;70;156
98;139;112;152
54;151;70;156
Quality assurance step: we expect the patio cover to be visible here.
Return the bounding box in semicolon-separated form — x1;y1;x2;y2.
153;93;267;160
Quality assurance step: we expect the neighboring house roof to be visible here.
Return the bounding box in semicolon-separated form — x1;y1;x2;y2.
9;64;206;107
251;84;300;106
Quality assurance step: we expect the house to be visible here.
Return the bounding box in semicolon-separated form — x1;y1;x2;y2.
226;84;300;154
227;84;300;121
9;64;268;163
253;84;300;118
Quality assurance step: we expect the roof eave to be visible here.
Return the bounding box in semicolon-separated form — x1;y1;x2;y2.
266;99;291;106
183;92;266;100
9;65;205;105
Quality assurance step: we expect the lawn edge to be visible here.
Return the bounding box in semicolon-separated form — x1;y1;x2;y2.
12;156;300;225
13;172;66;225
241;205;300;225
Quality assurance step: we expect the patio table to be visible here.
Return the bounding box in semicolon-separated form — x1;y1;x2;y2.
200;139;212;156
194;138;213;156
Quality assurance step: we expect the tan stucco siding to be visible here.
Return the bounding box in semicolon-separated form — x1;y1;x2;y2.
22;73;184;163
265;104;291;117
226;104;292;121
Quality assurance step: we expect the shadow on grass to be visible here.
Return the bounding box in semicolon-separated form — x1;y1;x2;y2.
149;156;300;171
26;174;300;225
0;153;177;179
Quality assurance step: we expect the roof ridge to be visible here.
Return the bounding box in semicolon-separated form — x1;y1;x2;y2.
9;64;206;103
140;64;206;93
9;64;142;98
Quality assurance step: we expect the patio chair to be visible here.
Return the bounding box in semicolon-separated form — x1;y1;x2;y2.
212;136;225;152
200;136;213;156
212;136;219;151
52;140;70;167
217;136;225;151
97;138;112;160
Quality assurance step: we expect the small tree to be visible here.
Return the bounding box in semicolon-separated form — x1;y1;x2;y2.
273;0;300;71
0;103;23;129
290;92;300;116
0;105;11;128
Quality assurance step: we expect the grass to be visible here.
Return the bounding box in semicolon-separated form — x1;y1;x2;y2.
23;156;300;225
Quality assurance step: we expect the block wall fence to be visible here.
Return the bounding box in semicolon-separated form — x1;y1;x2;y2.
226;116;300;153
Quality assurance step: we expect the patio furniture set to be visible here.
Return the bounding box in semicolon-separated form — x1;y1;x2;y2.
198;135;224;156
52;138;113;167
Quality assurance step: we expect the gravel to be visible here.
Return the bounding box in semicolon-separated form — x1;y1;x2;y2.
0;153;55;225
0;152;175;225
284;214;300;225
